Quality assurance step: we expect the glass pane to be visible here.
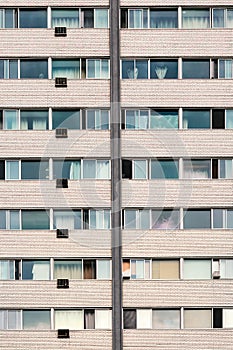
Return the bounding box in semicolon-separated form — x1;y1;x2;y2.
9;60;18;79
227;9;233;28
150;9;178;28
52;110;80;129
124;310;136;329
100;110;109;129
183;210;211;229
52;60;80;79
5;9;15;28
22;260;50;280
22;210;50;230
8;310;21;329
183;260;211;279
96;160;110;179
4;110;18;130
129;9;143;28
183;160;211;179
124;210;137;229
94;9;108;28
53;210;81;229
220;260;233;279
6;161;19;180
55;310;83;330
213;209;223;228
21;161;49;180
220;160;233;179
87;60;98;78
150;110;178;129
53;160;80;179
184;309;211;328
0;211;6;229
95;310;111;329
20;110;48;130
150;60;178;79
152;210;180;229
227;210;233;229
83;160;96;179
151;160;178;179
213;9;224;28
10;210;20;230
135;60;148;79
182;9;210;29
183;60;210;79
54;260;82;279
137;309;152;329
139;210;150;229
97;260;110;279
19;9;47;28
226;110;233;129
122;60;135;79
223;309;233;327
134;160;147;179
183;110;210;129
101;59;109;78
23;310;51;329
152;260;179;279
52;9;79;28
152;310;180;329
219;60;232;79
0;260;14;279
20;60;48;79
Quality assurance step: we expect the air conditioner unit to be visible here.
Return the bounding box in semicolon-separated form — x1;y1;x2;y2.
56;128;68;138
56;178;68;188
54;26;67;37
57;329;70;338
212;271;221;279
55;77;67;87
56;228;69;238
57;278;69;289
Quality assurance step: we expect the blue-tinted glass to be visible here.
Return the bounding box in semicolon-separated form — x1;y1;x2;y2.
52;9;79;28
53;160;80;179
20;60;48;79
20;110;48;130
22;260;50;280
151;160;178;179
10;211;20;230
0;60;4;79
213;9;224;27
150;60;178;79
183;60;210;79
136;60;148;79
183;210;211;229
52;60;80;79
22;210;50;230
150;9;178;28
183;110;210;129
150;110;178;129
19;10;47;28
52;110;80;129
0;210;6;229
125;210;137;229
213;209;223;229
5;10;15;28
21;161;49;180
122;60;134;79
125;110;136;129
23;310;50;329
9;60;18;79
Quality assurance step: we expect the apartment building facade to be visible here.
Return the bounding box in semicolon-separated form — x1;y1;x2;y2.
0;0;233;349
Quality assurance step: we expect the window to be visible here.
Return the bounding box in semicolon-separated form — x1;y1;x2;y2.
52;59;80;79
212;209;233;229
22;260;50;280
82;9;109;28
137;309;152;329
220;259;233;279
151;210;180;229
128;9;148;28
0;210;20;229
124;209;150;229
183;259;211;279
20;110;48;130
52;110;80;130
223;309;233;327
219;59;233;78
83;260;96;279
152;309;180;329
152;260;179;279
183;109;210;129
151;159;178;179
83;160;110;179
150;60;178;79
55;310;83;330
23;310;51;329
183;159;211;179
52;9;79;28
123;309;136;329
150;109;178;129
95;310;111;329
19;9;47;28
0;9;17;28
0;260;15;280
182;9;210;28
124;110;149;129
53;160;81;179
97;260;111;279
6;160;19;180
84;209;111;229
182;59;210;79
21;210;50;230
219;159;233;179
122;60;148;79
20;60;48;79
184;309;211;328
54;260;82;279
226;110;233;128
86;59;109;79
150;9;178;28
213;8;233;28
123;259;150;279
86;109;109;130
0;310;21;329
0;60;18;79
3;110;19;130
183;209;211;229
122;159;148;179
53;210;82;229
21;160;49;180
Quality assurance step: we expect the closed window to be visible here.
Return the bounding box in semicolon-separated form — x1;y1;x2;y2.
54;260;82;279
183;259;211;279
82;9;109;28
150;9;178;28
213;8;233;28
128;9;148;28
83;160;110;179
220;260;233;279
19;9;47;28
226;110;233;128
151;159;178;179
55;310;83;330
219;159;233;179
150;109;178;129
53;210;82;229
182;9;210;28
137;309;152;329
52;59;80;79
97;260;111;279
152;309;180;329
124;209;150;229
151;210;180;229
183;209;211;229
0;260;15;280
84;209;110;229
219;59;233;79
0;60;18;79
20;110;48;130
95;310;111;329
23;310;51;329
150;60;178;79
87;59;109;79
130;260;150;279
183;159;211;179
0;9;17;28
125;110;149;129
20;60;48;79
21;210;50;230
53;160;81;179
52;110;80;130
0;310;21;329
22;260;50;280
122;60;148;79
184;309;211;328
182;109;210;129
52;9;79;28
0;210;20;229
6;160;19;180
152;260;179;279
3;110;19;130
86;109;109;130
21;160;49;180
182;60;210;79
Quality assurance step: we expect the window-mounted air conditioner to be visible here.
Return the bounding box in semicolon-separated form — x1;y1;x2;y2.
56;228;69;238
57;329;70;338
57;278;69;289
56;178;68;188
55;128;68;138
54;26;67;37
55;77;67;87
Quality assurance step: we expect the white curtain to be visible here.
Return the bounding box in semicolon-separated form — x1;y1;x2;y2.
183;161;210;179
155;66;168;79
227;10;233;28
95;310;111;329
96;160;110;179
54;211;75;229
55;310;83;330
20;118;28;130
0;260;14;279
32;262;50;280
223;309;233;327
220;259;233;278
52;10;79;28
69;161;81;179
32;119;47;130
0;310;21;329
182;11;209;29
54;261;82;279
137;309;152;329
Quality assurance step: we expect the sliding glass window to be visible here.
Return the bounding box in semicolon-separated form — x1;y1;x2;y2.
21;210;50;230
53;160;81;179
52;9;79;28
19;9;47;28
150;60;178;79
52;59;80;79
182;9;210;28
122;60;148;79
20;60;48;79
52;110;80;129
150;9;178;28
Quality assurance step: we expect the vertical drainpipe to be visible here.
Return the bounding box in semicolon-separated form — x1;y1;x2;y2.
110;0;122;349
